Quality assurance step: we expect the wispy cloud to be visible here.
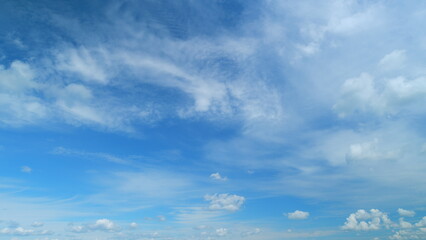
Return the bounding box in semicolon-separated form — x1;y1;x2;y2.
51;147;134;166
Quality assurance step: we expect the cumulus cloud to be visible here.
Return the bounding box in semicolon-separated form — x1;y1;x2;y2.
399;218;413;229
287;210;310;220
390;229;426;240
398;208;415;217
209;172;227;181
334;65;426;118
205;193;245;212
215;228;228;237
342;209;393;231
415;217;426;227
338;209;426;238
333;73;380;118
69;219;119;233
91;219;117;231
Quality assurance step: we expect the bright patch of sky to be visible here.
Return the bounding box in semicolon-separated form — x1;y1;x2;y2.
1;0;426;239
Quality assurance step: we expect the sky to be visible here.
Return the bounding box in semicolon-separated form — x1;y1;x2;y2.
1;0;426;239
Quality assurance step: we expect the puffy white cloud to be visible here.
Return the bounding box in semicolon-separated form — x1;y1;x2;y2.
334;68;426;118
69;219;119;233
205;193;245;212
398;208;415;217
91;219;117;231
415;217;426;227
215;228;228;237
390;229;426;240
342;209;393;231
333;73;381;118
209;172;227;181
287;210;310;220
399;218;413;229
129;222;138;228
20;166;32;173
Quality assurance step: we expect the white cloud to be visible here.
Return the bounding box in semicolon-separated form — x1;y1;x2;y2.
215;228;228;237
287;1;383;57
346;139;397;164
334;65;426;118
0;59;136;131
287;210;310;220
51;147;134;166
209;172;227;181
31;222;44;228
342;209;393;231
205;193;245;212
399;218;413;229
0;61;48;126
20;166;32;173
91;219;117;231
56;47;108;84
0;0;290;134
69;219;119;233
69;225;87;233
333;73;381;118
0;227;52;236
379;50;406;71
415;216;426;227
53;83;111;126
129;222;138;228
398;208;415;217
241;228;261;236
390;229;426;240
0;61;37;92
118;54;230;114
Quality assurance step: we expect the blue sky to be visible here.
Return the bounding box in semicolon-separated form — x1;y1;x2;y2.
1;0;426;239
